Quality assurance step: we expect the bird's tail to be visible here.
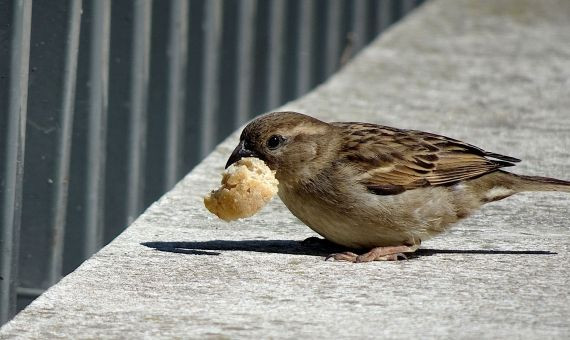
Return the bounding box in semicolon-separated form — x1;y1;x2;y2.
471;171;570;203
501;171;570;193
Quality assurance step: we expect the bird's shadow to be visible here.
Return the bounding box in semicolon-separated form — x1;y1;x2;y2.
141;238;556;258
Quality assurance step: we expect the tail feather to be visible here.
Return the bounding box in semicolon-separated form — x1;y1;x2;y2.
511;173;570;193
471;170;570;203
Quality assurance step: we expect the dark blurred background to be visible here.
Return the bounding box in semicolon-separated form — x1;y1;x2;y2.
0;0;424;324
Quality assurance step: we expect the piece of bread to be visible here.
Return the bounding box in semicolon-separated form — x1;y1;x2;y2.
204;157;279;221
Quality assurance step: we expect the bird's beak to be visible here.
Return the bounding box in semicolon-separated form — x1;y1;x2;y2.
225;140;259;169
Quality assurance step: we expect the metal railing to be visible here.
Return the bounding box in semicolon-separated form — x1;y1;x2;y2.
0;0;423;324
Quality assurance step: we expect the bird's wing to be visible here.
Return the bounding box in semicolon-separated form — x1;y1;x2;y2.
332;122;520;195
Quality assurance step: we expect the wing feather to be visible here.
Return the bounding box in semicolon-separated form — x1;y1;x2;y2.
332;122;519;194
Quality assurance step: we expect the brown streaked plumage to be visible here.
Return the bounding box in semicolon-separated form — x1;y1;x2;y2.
225;111;570;262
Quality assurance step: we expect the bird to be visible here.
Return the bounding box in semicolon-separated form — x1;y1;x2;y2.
224;111;570;262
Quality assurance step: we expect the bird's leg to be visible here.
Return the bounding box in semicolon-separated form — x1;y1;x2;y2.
326;243;420;263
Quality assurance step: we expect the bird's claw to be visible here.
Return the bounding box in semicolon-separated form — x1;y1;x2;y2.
324;251;407;262
325;244;418;263
325;251;359;262
360;252;407;262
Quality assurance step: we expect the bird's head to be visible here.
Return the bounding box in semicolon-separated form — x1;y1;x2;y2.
225;112;336;183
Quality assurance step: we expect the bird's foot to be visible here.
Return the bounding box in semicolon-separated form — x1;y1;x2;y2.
325;244;419;263
325;251;360;262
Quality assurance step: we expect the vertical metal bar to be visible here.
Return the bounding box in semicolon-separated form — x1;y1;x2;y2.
351;0;367;53
126;0;152;223
0;0;32;324
84;0;111;258
48;0;82;286
235;0;257;126
199;0;222;158
266;0;285;110
402;0;416;14
295;0;314;97
376;0;393;33
324;0;342;76
164;0;188;189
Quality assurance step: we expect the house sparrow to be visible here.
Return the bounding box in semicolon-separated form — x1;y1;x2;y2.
225;112;570;262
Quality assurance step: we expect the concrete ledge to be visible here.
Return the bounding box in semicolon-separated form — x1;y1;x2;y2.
2;0;570;338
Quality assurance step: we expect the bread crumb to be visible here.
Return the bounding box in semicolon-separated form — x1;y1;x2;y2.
204;157;279;221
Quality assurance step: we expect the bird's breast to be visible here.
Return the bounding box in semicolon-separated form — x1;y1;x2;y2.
277;181;413;248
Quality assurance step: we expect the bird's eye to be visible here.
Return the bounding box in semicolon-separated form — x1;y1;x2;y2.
266;135;283;150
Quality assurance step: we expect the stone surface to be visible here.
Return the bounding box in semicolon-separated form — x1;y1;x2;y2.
2;0;569;338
